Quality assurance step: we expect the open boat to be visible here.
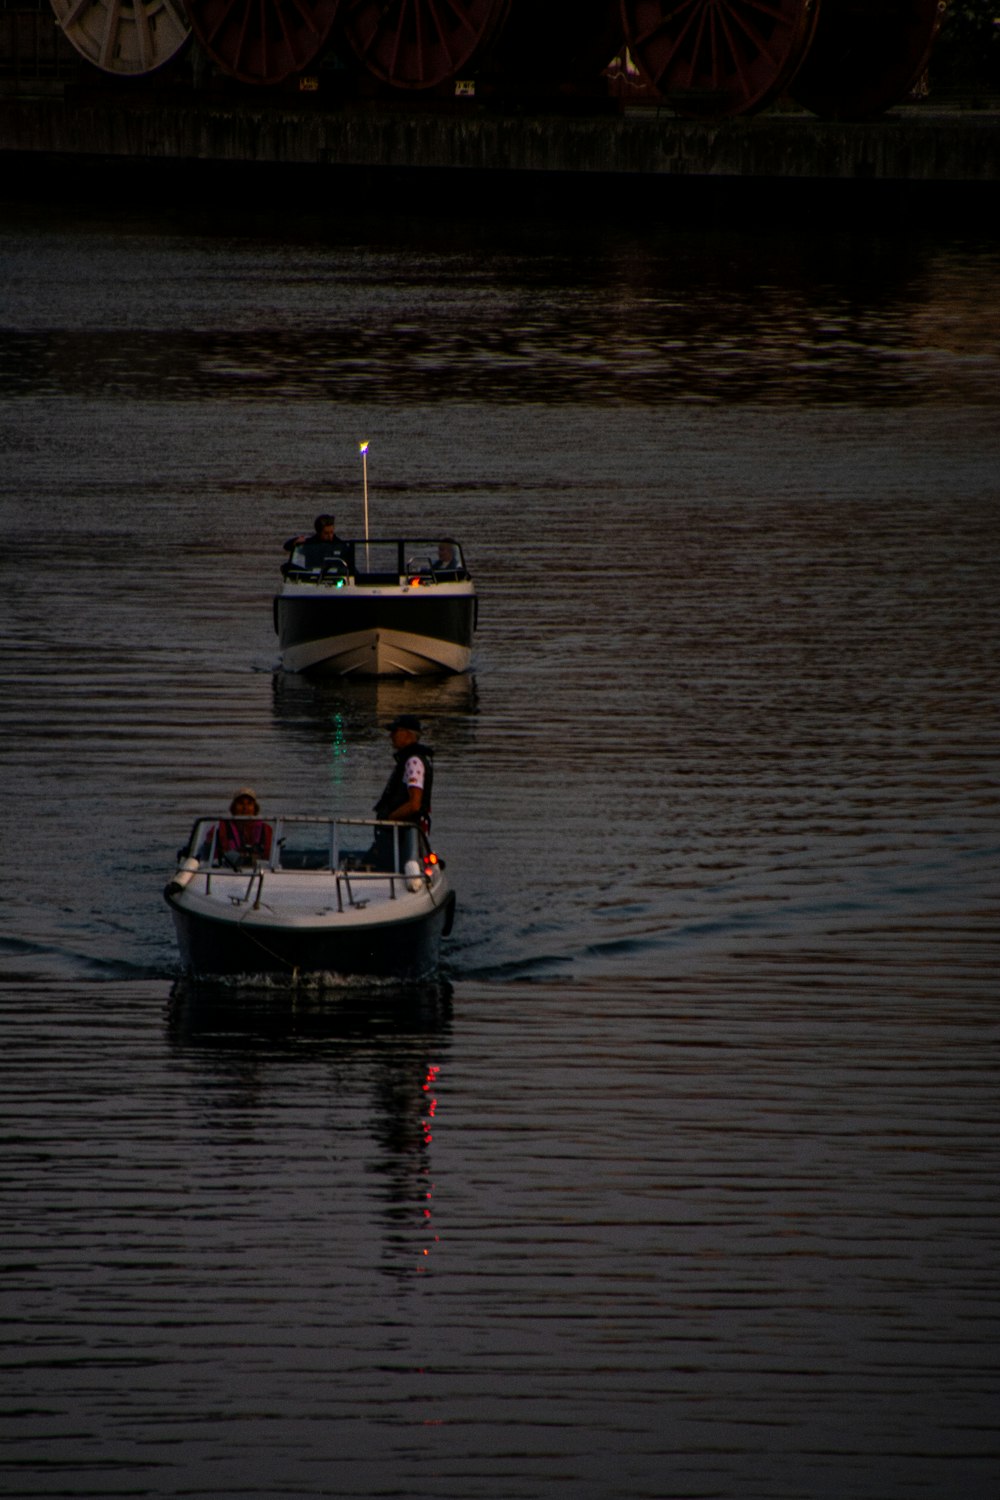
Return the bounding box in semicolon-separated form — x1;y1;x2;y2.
274;535;477;677
165;814;455;982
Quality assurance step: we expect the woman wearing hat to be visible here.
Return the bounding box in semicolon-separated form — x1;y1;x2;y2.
212;787;273;864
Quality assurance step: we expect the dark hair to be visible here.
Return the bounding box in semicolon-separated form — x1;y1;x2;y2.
314;514;335;532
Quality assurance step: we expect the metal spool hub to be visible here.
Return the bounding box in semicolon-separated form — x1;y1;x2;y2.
791;0;949;120
620;0;820;117
336;0;511;89
184;0;342;83
50;0;189;74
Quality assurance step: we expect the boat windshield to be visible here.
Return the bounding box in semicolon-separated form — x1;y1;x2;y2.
184;817;423;874
282;537;468;583
286;544;351;580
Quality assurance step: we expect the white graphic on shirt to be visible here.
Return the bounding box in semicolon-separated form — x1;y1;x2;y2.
403;755;426;790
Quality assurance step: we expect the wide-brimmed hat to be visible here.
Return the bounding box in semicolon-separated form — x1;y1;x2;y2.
387;715;421;733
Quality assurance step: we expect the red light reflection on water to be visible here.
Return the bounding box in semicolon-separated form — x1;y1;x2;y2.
418;1063;441;1270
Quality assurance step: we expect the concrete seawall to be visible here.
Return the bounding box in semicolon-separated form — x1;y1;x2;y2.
1;96;998;184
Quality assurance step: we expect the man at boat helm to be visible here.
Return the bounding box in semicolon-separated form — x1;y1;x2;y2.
281;514;352;574
374;716;434;835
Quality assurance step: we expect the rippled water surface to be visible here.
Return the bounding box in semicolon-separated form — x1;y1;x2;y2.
1;181;998;1498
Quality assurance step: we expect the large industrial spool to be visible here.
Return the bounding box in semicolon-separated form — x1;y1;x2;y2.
619;0;820;117
335;0;511;90
49;0;189;73
619;0;951;120
182;0;342;83
790;0;949;120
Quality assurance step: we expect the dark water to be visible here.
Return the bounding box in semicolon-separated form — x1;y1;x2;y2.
1;184;999;1498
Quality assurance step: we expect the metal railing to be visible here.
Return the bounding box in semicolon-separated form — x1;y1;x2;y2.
183;815;429;885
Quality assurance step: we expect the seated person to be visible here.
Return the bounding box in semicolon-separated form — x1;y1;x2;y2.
203;788;273;866
429;538;465;579
281;514;353;575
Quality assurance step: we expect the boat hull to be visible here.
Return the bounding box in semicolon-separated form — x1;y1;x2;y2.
275;589;476;677
167;888;454;981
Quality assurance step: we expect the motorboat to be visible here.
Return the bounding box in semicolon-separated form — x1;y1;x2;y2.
165;814;455;983
274;536;478;677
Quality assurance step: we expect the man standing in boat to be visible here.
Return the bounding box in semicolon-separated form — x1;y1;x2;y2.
374;715;434;835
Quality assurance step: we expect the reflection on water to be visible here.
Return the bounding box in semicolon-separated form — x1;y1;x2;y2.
2;208;999;408
2;972;997;1499
271;670;481;752
167;980;453;1285
167;974;455;1044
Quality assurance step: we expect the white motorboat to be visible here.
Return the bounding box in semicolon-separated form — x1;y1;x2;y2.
165;814;455;982
274;535;478;677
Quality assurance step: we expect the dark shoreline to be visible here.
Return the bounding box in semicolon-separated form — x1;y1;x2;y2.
2;97;998;176
2;95;997;234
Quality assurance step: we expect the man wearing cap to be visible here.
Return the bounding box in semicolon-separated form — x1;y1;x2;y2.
374;716;434;834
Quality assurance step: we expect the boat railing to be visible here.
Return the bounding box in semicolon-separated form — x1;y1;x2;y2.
181;816;433;893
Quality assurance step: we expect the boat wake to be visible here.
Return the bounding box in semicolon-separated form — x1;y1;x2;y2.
171;967;448;995
0;933;172;986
